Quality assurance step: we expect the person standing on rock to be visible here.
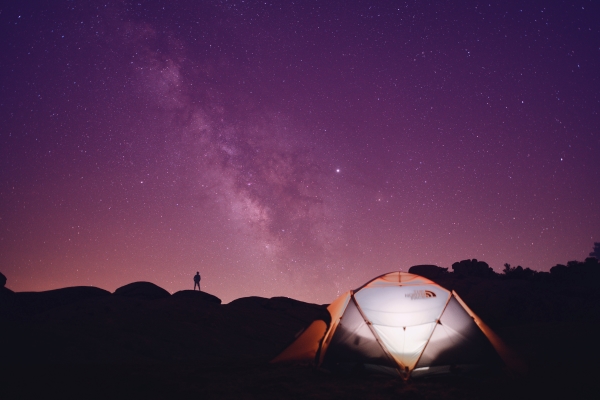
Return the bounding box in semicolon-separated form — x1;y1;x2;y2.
193;271;201;291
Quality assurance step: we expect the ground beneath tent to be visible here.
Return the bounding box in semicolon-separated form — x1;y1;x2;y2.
2;361;597;400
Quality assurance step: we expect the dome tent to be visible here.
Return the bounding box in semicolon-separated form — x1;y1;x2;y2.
272;272;524;379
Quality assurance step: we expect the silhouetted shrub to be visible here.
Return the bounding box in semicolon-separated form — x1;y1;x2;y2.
590;242;600;259
550;258;600;281
534;271;551;282
550;264;568;278
502;264;537;280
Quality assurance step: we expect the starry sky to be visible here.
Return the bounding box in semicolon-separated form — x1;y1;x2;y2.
1;1;599;304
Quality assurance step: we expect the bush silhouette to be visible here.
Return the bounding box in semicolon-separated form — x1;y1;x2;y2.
590;242;600;259
550;258;600;281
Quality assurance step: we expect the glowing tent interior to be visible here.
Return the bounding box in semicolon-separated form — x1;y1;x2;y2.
272;272;524;379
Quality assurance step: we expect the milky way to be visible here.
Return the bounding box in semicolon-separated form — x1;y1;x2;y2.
1;1;599;303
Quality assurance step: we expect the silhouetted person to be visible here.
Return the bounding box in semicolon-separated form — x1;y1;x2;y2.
194;271;201;291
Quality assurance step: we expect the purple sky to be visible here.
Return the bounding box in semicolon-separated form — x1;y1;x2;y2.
1;1;599;303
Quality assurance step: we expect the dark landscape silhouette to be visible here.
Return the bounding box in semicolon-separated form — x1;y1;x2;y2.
1;259;600;399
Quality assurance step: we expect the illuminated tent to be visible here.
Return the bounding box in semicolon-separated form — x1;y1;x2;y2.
272;272;524;379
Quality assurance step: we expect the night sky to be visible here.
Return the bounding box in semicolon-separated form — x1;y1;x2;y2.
1;1;599;304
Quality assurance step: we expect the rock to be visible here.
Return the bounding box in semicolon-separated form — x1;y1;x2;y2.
408;264;448;280
452;259;496;278
113;282;171;300
172;290;222;304
0;271;6;287
228;296;330;326
266;297;331;325
0;286;16;312
13;286;111;316
227;296;269;308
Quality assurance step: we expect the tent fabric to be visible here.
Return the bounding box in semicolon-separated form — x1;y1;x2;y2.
415;296;497;369
272;271;522;379
317;290;351;365
355;285;450;326
270;320;328;364
321;296;397;369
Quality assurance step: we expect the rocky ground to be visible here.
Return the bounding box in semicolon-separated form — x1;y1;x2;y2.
1;276;599;399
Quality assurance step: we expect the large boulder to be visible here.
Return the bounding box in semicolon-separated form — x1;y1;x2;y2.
452;259;496;278
228;296;330;326
0;271;6;287
12;286;111;316
264;296;331;325
408;264;448;280
113;282;170;300
0;285;16;317
227;296;269;308
172;290;222;304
